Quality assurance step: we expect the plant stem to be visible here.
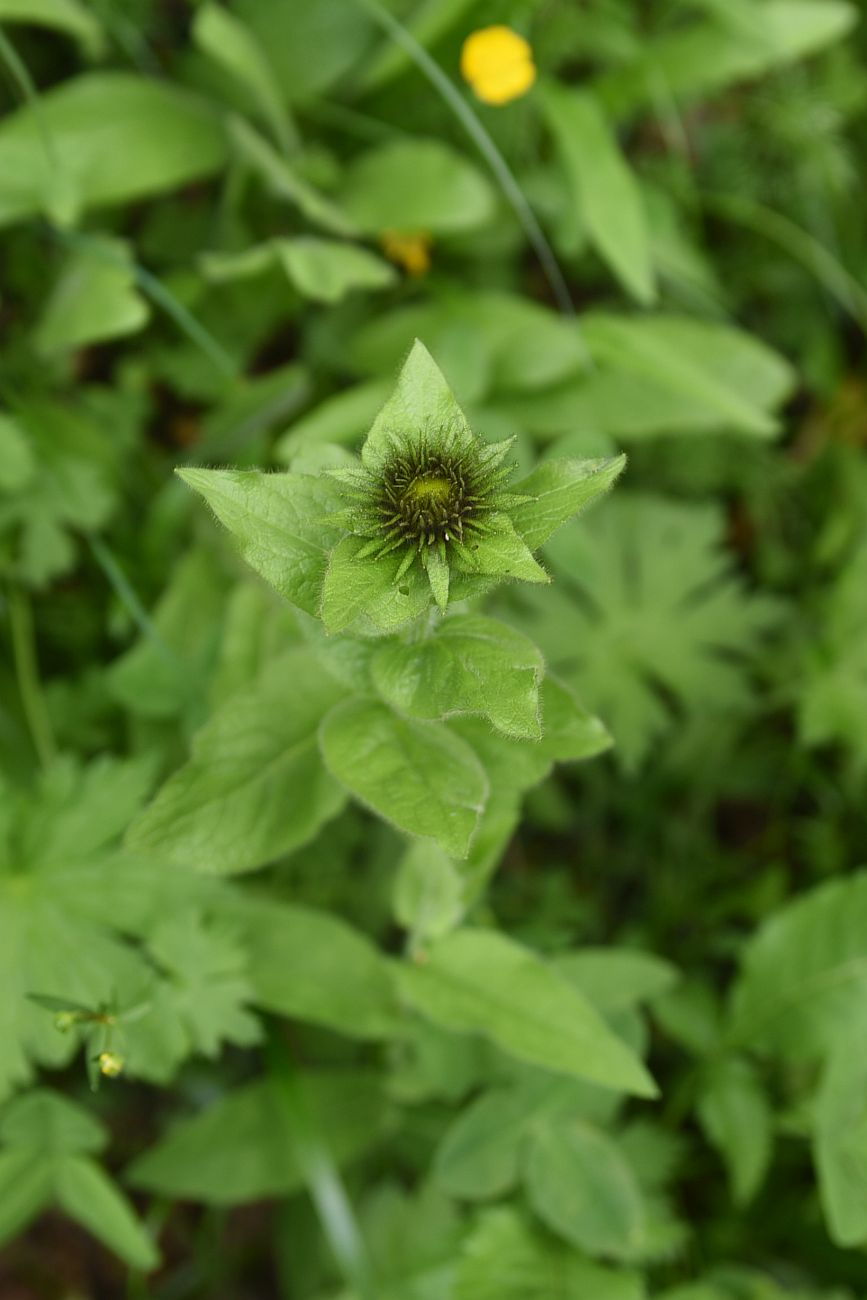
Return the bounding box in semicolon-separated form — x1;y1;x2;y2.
703;190;867;337
267;1031;376;1300
6;585;56;769
47;226;239;382
0;25;57;172
88;536;177;666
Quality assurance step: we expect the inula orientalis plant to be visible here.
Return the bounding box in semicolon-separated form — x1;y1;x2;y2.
161;340;624;859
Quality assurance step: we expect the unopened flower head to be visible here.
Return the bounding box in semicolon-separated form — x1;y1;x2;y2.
332;421;522;584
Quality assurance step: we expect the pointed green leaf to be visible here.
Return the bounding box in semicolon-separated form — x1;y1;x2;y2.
815;1035;867;1247
193;2;293;152
697;1056;772;1207
397;929;657;1096
36;237;149;354
55;1155;159;1271
233;899;397;1039
320;536;432;634
525;1120;646;1258
276;236;396;304
319;699;488;858
126;650;346;874
371;614;543;739
456;515;549;584
0;1149;53;1250
456;1207;644;1300
425;545;450;611
362;339;472;472
542;83;656;305
583;315;779;438
129;1073;387;1205
177;468;344;616
510;456;626;552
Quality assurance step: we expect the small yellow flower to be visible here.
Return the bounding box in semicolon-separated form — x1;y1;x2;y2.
98;1050;124;1078
381;230;432;277
460;25;536;106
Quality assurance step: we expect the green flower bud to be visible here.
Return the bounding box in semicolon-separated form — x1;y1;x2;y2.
178;339;625;639
331;424;529;577
320;342;548;629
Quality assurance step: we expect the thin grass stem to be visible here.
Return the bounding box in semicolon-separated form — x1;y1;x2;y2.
6;585;56;769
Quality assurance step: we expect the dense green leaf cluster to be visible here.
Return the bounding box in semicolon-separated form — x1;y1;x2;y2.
1;0;867;1297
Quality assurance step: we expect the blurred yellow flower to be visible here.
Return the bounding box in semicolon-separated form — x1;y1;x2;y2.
98;1050;124;1078
460;25;536;106
381;230;432;276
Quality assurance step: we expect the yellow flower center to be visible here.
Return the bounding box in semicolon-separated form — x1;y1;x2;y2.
408;475;452;505
460;25;536;106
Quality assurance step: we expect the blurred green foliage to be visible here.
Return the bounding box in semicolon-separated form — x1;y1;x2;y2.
1;0;867;1297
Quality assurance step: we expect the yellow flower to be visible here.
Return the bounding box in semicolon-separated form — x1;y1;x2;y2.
98;1050;124;1078
381;230;432;276
460;25;536;106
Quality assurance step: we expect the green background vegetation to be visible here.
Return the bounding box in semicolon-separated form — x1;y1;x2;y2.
2;0;867;1296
